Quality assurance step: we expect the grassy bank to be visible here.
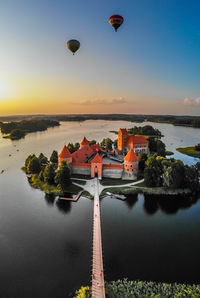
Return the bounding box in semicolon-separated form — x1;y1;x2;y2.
76;279;200;297
176;146;200;158
29;175;83;196
101;184;191;197
100;178;133;186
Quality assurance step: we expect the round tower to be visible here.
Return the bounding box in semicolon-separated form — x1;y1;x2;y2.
124;148;139;176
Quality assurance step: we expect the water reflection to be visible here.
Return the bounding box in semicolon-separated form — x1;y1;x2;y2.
143;195;199;215
44;194;55;206
125;193;138;210
56;199;72;214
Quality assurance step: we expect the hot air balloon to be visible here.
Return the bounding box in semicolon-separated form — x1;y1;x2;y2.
66;39;80;55
109;15;124;32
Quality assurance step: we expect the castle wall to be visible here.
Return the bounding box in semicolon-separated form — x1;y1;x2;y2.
102;164;123;178
72;163;91;175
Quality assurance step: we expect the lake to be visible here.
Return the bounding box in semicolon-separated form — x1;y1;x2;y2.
0;120;200;297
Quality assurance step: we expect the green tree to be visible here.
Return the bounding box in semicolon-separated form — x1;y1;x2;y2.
162;159;184;188
105;138;113;150
156;140;166;157
75;286;91;298
89;140;96;145
184;165;200;193
27;156;41;174
38;170;44;182
144;154;162;187
138;152;148;173
55;161;71;188
113;139;118;149
74;143;80;151
39;153;49;169
101;138;106;150
50;150;58;164
43;164;56;184
67;143;75;153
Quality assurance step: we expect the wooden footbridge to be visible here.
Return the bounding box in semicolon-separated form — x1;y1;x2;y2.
91;178;105;297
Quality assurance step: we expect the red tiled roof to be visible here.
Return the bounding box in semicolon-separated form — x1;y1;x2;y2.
127;135;148;146
91;153;103;163
81;137;89;146
124;148;139;162
59;145;71;158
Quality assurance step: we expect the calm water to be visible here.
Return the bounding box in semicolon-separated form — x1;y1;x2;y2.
0;120;200;297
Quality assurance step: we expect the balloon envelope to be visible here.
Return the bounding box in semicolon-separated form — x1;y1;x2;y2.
109;15;124;31
66;39;80;55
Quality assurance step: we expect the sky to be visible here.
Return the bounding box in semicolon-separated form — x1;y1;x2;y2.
0;0;200;116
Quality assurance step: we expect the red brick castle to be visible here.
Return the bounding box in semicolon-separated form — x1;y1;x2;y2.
58;128;149;180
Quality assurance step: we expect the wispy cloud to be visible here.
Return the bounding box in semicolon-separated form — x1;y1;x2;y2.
74;97;127;105
183;98;193;105
195;97;200;104
183;97;200;106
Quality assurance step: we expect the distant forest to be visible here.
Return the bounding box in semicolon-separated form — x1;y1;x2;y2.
0;119;60;140
0;114;200;128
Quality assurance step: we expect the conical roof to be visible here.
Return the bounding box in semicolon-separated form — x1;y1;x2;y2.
91;153;103;163
59;145;71;158
124;148;139;162
81;137;89;146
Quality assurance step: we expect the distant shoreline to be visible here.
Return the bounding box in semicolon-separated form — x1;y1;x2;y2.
0;114;200;130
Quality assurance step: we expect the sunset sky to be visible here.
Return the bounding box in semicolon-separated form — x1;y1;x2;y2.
1;0;200;115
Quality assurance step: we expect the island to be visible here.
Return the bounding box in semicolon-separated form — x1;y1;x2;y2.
0;119;60;140
177;144;200;158
22;125;200;199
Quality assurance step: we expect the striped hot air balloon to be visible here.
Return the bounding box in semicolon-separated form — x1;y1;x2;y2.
66;39;80;55
109;15;124;32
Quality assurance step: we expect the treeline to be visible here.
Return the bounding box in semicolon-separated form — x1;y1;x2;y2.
76;279;200;297
1;114;200;128
22;151;71;195
0;119;60;140
139;153;200;193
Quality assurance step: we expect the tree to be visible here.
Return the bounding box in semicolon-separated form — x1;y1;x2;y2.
50;150;58;164
25;154;35;169
55;161;71;188
162;159;184;188
138;152;148;173
113;139;118;149
156;140;166;157
184;165;200;193
101;138;106;150
144;154;163;187
38;170;44;182
89;140;96;145
39;153;49;169
74;143;80;151
105;138;113;150
27;156;41;174
43;164;56;184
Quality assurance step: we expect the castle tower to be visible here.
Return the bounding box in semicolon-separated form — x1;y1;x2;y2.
124;148;139;176
91;153;103;179
80;136;89;149
58;145;72;166
118;128;128;151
